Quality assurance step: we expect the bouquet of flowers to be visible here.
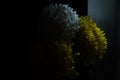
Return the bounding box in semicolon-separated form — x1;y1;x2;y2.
37;3;108;80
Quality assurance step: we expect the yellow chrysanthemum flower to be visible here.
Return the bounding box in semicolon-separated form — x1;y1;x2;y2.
48;41;79;79
74;16;108;64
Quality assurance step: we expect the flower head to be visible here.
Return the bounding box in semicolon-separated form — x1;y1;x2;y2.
47;41;79;79
39;3;80;41
74;16;108;64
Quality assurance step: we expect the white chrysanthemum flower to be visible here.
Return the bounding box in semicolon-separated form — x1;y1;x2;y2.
39;3;80;41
